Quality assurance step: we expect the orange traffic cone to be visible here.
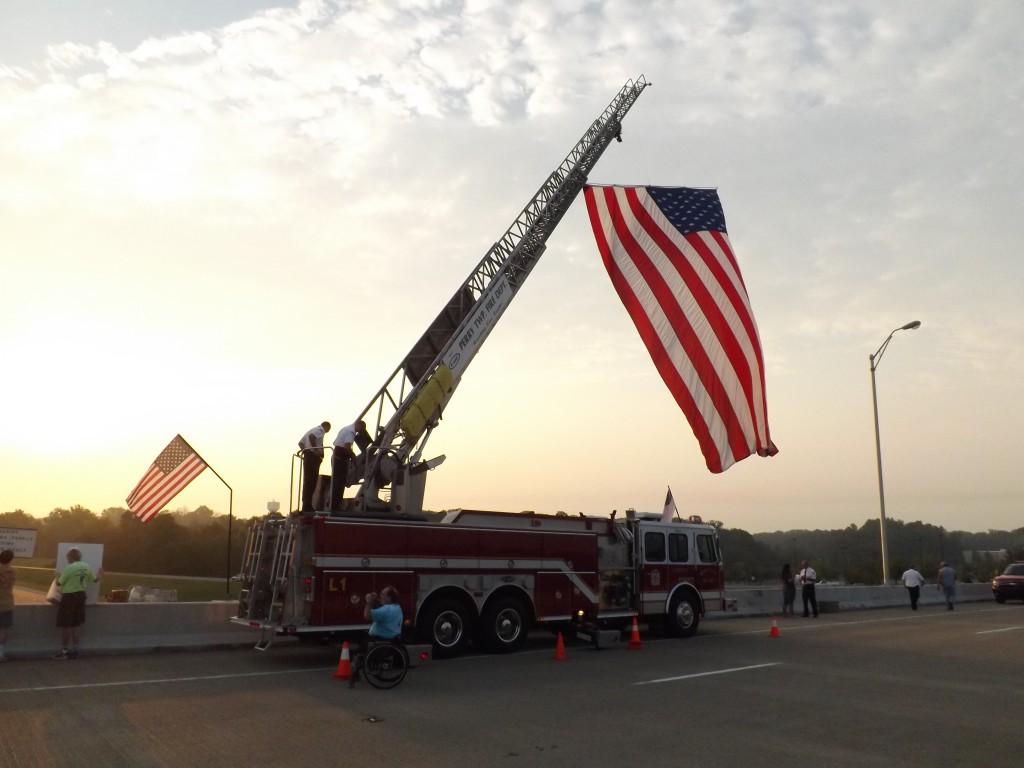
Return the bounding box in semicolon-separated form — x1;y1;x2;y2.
333;641;352;679
628;616;643;650
769;620;781;638
554;632;567;661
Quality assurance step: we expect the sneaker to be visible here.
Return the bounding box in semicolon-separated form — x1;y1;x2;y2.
52;649;69;660
67;649;80;660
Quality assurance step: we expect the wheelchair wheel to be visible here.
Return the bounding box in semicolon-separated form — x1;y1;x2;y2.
363;643;408;689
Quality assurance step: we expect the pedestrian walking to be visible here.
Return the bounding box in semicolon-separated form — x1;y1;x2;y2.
298;421;331;513
936;561;957;610
781;563;796;616
54;548;102;659
798;559;818;618
0;549;15;662
901;565;925;610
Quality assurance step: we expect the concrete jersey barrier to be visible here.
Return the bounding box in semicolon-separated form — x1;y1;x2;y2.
2;583;998;658
720;583;994;617
6;601;258;659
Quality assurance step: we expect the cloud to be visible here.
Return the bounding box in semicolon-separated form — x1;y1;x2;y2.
1;0;1023;528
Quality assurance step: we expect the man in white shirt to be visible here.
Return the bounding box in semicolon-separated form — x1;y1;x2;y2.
799;560;818;618
330;420;366;513
298;421;330;513
901;566;925;610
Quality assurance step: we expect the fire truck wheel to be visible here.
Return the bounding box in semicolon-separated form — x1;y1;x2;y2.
420;599;472;657
480;597;530;653
667;592;700;638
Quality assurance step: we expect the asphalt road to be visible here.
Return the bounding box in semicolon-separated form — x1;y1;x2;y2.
1;603;1021;768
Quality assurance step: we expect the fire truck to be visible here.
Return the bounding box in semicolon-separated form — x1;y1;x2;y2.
234;75;727;652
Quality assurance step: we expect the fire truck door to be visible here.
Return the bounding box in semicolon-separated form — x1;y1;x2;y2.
694;533;721;592
640;530;668;612
667;531;697;585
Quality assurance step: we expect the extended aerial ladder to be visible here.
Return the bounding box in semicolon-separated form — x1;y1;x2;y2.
346;76;651;516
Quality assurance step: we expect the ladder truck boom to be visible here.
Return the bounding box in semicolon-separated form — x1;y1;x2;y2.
351;76;650;515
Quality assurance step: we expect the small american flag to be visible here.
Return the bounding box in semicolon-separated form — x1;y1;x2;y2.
661;486;679;522
126;435;208;523
584;185;778;473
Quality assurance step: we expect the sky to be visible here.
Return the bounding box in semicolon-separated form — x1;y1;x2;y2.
1;0;1022;533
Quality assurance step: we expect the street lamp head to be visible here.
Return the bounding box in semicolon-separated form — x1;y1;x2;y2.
901;320;921;331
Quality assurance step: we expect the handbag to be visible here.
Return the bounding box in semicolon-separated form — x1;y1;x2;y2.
46;577;62;605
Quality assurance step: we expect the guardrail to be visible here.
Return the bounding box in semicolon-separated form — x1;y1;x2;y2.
6;601;259;658
717;583;995;616
3;583;998;658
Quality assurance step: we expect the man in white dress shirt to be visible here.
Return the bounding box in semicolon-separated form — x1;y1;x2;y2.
901;565;925;610
330;420;366;513
798;560;818;618
298;421;330;513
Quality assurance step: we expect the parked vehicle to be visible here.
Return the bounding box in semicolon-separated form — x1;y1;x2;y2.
992;562;1024;603
234;508;725;653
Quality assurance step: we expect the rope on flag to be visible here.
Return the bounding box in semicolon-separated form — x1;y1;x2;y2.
126;435;208;522
584;184;778;473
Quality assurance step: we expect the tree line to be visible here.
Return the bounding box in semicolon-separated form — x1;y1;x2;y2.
2;506;1022;584
721;518;1024;584
0;505;246;577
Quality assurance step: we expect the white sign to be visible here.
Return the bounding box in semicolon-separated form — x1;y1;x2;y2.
56;542;105;606
444;274;514;380
0;527;37;558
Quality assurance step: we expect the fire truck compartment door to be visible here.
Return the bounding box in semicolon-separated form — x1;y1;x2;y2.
535;573;573;619
317;571;414;626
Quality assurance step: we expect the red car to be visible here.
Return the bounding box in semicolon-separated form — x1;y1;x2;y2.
992;563;1024;603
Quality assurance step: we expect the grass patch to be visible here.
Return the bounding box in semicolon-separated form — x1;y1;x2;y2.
13;566;240;602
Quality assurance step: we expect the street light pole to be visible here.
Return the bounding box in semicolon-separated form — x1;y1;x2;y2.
869;320;921;586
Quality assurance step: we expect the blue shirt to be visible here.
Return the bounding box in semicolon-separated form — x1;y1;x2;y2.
369;603;403;639
938;566;956;588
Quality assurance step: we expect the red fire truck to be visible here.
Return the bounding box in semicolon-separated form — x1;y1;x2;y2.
235;508;723;653
234;75;726;652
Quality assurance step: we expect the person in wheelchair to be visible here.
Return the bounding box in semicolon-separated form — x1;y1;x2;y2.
351;586;407;688
363;586;403;643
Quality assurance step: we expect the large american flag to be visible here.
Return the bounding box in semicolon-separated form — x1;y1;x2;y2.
583;184;778;473
126;435;208;522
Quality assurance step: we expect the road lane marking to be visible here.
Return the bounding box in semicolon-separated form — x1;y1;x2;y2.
634;662;781;686
705;606;1007;638
0;667;333;694
975;626;1024;635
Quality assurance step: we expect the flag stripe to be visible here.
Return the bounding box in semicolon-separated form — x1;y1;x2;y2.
623;188;761;456
126;465;161;507
125;435;208;523
604;187;750;463
687;229;769;444
623;189;768;448
130;455;207;520
133;461;205;522
583;184;777;472
131;459;205;523
585;186;725;471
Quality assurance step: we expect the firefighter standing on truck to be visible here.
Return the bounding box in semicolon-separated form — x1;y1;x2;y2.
298;421;330;513
331;419;365;513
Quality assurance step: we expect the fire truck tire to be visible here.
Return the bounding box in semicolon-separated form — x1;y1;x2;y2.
419;598;473;657
480;597;530;653
666;592;700;638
